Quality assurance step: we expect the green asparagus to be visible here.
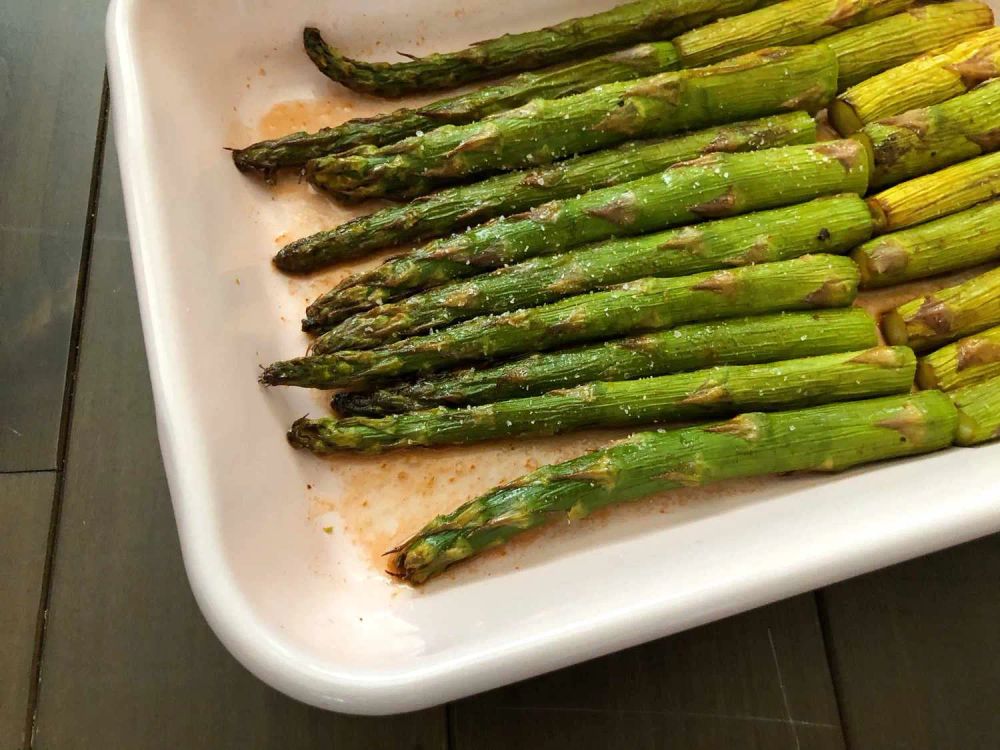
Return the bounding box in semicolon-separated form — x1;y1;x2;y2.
830;27;1000;135
672;0;913;67
291;347;915;453
333;310;880;416
314;195;872;353
302;0;775;97
853;200;1000;288
866;151;1000;233
882;266;1000;352
856;79;1000;189
950;376;1000;445
304;140;869;330
264;255;860;389
306;46;838;200
388;391;958;583
917;325;1000;391
275;113;816;273
233;43;681;176
823;2;994;91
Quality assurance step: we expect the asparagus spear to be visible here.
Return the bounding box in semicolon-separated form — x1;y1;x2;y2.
672;0;913;67
858;79;1000;190
882;266;1000;352
917;325;1000;391
866;151;1000;233
301;0;775;97
263;255;859;389
275;113;816;274
334;310;880;416
388;391;958;583
233;43;681;176
853;200;1000;289
314;195;872;353
306;46;838;200
304;140;869;330
823;1;994;91
292;347;915;453
830;28;1000;135
950;376;1000;445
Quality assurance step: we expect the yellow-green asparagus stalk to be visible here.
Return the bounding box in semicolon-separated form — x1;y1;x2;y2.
333;310;880;416
302;0;774;97
307;46;837;201
275;113;816;274
830;27;1000;135
291;347;916;453
883;266;1000;352
866;151;1000;233
857;79;1000;189
950;376;1000;445
262;255;860;389
917;325;1000;391
672;0;913;67
853;199;1000;288
823;2;994;91
314;195;872;353
305;140;870;330
388;391;959;583
232;43;681;176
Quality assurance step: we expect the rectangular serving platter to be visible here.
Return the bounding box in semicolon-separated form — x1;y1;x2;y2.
106;0;1000;714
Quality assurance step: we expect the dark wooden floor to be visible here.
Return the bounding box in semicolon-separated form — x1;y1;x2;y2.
2;3;999;748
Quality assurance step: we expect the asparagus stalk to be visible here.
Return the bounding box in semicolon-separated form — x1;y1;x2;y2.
302;0;775;97
304;140;869;330
950;376;1000;445
388;391;958;583
314;195;872;353
917;325;1000;391
292;347;915;453
263;255;860;389
672;0;913;67
853;200;1000;289
829;28;1000;135
306;46;838;201
275;113;816;274
882;266;1000;352
334;310;880;416
866;151;1000;233
823;2;994;91
232;43;681;176
858;79;1000;190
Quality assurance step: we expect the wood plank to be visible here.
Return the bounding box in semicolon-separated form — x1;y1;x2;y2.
32;138;446;750
0;472;56;750
0;0;107;471
820;534;1000;750
452;594;846;750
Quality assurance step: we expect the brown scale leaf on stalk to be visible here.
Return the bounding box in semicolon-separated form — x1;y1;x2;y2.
866;239;909;275
705;414;763;441
444;124;504;157
876;401;928;444
657;457;707;488
680;381;730;406
594;100;647;135
848;347;904;368
623;77;683;103
780;84;828;113
956;338;1000;371
880;110;931;136
727;235;775;266
814;140;864;170
911;297;954;334
584;191;640;225
658;227;706;256
692;269;741;296
689;187;738;218
804;279;849;306
948;54;1000;89
969;128;1000;151
546;269;593;295
548;307;592;334
560;455;620;488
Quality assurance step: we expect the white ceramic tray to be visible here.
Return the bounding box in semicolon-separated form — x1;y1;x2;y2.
106;0;1000;715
